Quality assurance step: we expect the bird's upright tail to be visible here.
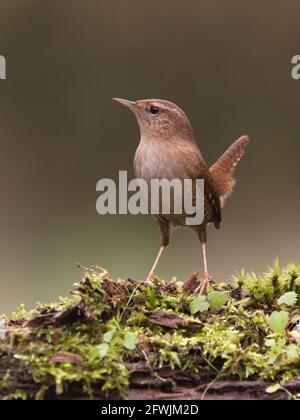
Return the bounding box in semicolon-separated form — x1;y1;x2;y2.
209;135;250;207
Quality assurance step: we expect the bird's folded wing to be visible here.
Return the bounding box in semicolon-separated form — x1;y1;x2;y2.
184;146;222;229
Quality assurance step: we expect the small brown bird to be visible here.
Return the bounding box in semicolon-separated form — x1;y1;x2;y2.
113;98;249;292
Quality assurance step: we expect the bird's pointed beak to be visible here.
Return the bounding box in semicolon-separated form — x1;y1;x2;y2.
112;98;136;108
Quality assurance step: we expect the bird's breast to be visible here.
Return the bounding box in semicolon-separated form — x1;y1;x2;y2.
133;137;219;229
134;139;189;181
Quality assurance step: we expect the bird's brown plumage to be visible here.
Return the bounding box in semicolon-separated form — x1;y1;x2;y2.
113;97;249;288
130;99;223;245
210;135;249;207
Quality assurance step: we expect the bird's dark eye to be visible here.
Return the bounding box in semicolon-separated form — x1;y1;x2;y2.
150;106;160;115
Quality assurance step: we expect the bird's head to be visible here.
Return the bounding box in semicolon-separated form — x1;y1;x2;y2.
112;98;195;142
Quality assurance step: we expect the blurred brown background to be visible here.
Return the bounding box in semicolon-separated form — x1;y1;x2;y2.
0;1;299;314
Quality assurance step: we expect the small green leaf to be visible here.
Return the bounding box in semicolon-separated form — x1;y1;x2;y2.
268;311;289;334
97;343;109;359
207;291;229;310
123;332;138;350
190;296;210;315
266;384;282;394
277;337;286;347
265;339;276;348
277;292;298;307
103;328;115;343
287;344;299;359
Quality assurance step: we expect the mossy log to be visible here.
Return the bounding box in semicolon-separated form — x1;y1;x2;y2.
1;261;300;400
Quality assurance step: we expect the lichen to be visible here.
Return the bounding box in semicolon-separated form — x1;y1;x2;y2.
1;261;300;400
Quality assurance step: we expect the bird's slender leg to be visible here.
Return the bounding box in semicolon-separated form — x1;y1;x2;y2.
197;242;210;294
145;217;170;282
194;229;210;294
146;246;165;282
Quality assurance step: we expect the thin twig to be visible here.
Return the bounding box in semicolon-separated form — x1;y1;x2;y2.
120;281;143;321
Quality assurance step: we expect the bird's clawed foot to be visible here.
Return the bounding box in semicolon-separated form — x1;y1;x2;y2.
145;271;156;284
195;272;212;295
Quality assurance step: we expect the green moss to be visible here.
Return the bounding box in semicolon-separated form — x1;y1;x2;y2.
1;261;300;400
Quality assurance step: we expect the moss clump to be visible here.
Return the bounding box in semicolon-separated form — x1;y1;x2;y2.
1;261;300;400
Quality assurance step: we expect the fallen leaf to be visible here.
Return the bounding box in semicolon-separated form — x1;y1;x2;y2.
26;304;82;328
51;351;81;363
145;311;202;330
